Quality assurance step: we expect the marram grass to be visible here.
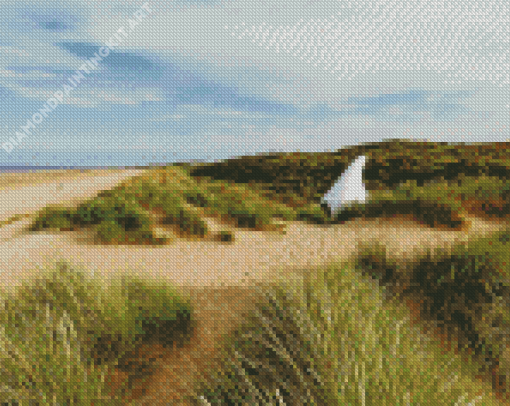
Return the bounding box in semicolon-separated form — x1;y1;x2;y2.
188;226;510;405
0;260;195;405
2;228;509;405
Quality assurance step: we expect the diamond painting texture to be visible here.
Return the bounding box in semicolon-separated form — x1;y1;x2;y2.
0;0;510;404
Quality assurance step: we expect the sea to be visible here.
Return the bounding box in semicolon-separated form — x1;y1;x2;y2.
0;151;222;173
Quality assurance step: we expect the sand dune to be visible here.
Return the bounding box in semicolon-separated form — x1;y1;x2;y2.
1;210;504;297
0;169;147;223
0;170;507;404
0;168;505;318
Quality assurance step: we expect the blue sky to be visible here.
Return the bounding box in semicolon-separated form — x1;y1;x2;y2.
0;0;508;167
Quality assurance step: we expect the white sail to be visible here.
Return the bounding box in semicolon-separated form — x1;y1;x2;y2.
322;155;367;216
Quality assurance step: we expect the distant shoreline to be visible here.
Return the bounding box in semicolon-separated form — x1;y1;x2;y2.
0;165;164;174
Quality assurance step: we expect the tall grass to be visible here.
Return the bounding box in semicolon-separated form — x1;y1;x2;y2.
190;226;510;405
189;281;338;405
4;226;510;404
10;163;510;404
0;260;195;405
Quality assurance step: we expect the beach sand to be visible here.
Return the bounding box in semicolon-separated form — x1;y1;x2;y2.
0;169;507;404
0;168;148;224
0;168;141;190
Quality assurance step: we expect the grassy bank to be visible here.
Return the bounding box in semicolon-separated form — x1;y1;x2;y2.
27;165;328;244
2;225;510;404
0;261;196;405
188;224;510;405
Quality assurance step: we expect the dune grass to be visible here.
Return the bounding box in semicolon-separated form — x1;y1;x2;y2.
189;225;510;405
27;166;509;245
3;216;510;404
27;166;329;244
334;174;510;228
0;260;196;405
351;230;510;401
6;161;510;404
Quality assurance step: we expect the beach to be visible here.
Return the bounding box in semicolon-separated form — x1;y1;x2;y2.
0;168;507;403
0;169;504;295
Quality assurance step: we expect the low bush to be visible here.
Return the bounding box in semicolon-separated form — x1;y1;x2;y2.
182;189;209;208
29;205;76;231
333;197;464;228
217;230;234;243
122;276;196;348
163;207;208;237
296;204;331;224
228;208;265;229
73;194;151;229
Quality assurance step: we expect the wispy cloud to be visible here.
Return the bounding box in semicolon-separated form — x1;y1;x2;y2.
0;0;508;166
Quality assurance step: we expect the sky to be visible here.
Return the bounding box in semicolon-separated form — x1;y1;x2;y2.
0;0;508;167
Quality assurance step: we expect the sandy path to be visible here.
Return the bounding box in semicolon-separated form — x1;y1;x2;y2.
0;169;147;224
2;215;503;298
0;169;133;190
0;175;507;404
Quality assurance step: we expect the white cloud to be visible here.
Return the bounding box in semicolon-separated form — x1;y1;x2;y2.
2;81;164;106
0;69;57;78
229;0;509;85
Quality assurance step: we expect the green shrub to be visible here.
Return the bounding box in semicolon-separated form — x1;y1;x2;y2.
73;196;115;226
94;219;127;243
127;177;173;208
163;207;208;237
271;206;295;221
120;277;196;348
95;220;165;245
73;194;151;229
377;175;510;220
151;189;186;215
296;204;331;224
333;198;464;228
182;189;209;208
206;190;239;213
201;189;258;229
217;230;234;243
228;207;264;229
333;202;367;223
29;205;76;231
